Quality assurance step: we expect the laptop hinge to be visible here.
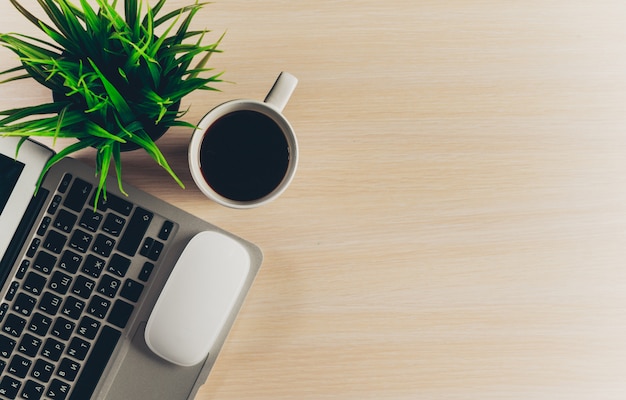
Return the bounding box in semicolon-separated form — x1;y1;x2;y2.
0;188;49;287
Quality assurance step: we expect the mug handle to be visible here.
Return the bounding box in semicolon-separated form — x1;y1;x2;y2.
264;72;298;112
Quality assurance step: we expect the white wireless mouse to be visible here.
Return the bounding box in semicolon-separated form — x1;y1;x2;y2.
144;231;251;367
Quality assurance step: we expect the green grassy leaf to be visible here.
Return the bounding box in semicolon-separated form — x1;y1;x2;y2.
145;0;167;24
78;0;100;36
94;143;113;205
0;103;66;123
112;141;128;196
124;0;138;28
37;0;75;41
87;58;132;119
52;0;88;50
84;120;127;142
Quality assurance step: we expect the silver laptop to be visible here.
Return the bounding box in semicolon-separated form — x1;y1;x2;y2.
0;137;262;399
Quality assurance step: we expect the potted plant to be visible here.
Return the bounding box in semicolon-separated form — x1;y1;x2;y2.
0;0;223;204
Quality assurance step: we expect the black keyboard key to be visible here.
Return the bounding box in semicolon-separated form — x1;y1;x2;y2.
53;209;77;233
61;297;85;320
23;271;47;296
2;314;26;337
117;207;153;257
92;192;133;216
21;379;45;400
0;375;21;399
97;275;120;298
107;299;134;329
58;173;73;193
102;214;126;237
86;296;110;320
71;276;95;299
8;354;31;378
138;262;154;282
37;216;52;236
41;338;65;361
0;303;8;323
120;279;144;303
26;238;40;258
51;317;75;341
107;254;131;277
48;271;73;295
12;293;36;317
139;237;153;257
47;194;62;215
69;229;93;253
68;326;120;400
31;358;54;382
148;240;163;261
28;313;52;336
81;254;105;278
79;209;103;232
67;337;90;361
5;281;19;301
158;220;174;240
33;251;56;275
64;178;92;212
77;316;100;340
59;250;82;274
57;357;80;381
38;292;62;316
18;334;42;357
92;233;116;257
43;230;67;254
15;260;29;280
0;334;16;358
47;378;71;400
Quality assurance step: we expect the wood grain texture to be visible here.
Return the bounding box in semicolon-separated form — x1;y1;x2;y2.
2;1;626;399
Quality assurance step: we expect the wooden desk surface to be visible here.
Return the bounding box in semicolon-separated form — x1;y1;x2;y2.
3;1;626;399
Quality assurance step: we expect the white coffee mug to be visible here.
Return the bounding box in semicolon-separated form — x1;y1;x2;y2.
189;72;299;209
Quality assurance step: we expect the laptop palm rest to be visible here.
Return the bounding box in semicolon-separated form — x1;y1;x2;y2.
102;322;208;400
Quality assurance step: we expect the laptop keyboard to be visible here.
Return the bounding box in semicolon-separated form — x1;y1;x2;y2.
0;174;175;400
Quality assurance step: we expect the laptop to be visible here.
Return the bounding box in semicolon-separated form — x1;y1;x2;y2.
0;137;263;399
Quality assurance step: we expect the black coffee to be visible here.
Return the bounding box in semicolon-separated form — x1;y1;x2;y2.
199;110;290;202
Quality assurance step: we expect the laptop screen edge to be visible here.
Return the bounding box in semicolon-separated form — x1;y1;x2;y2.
0;137;54;259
